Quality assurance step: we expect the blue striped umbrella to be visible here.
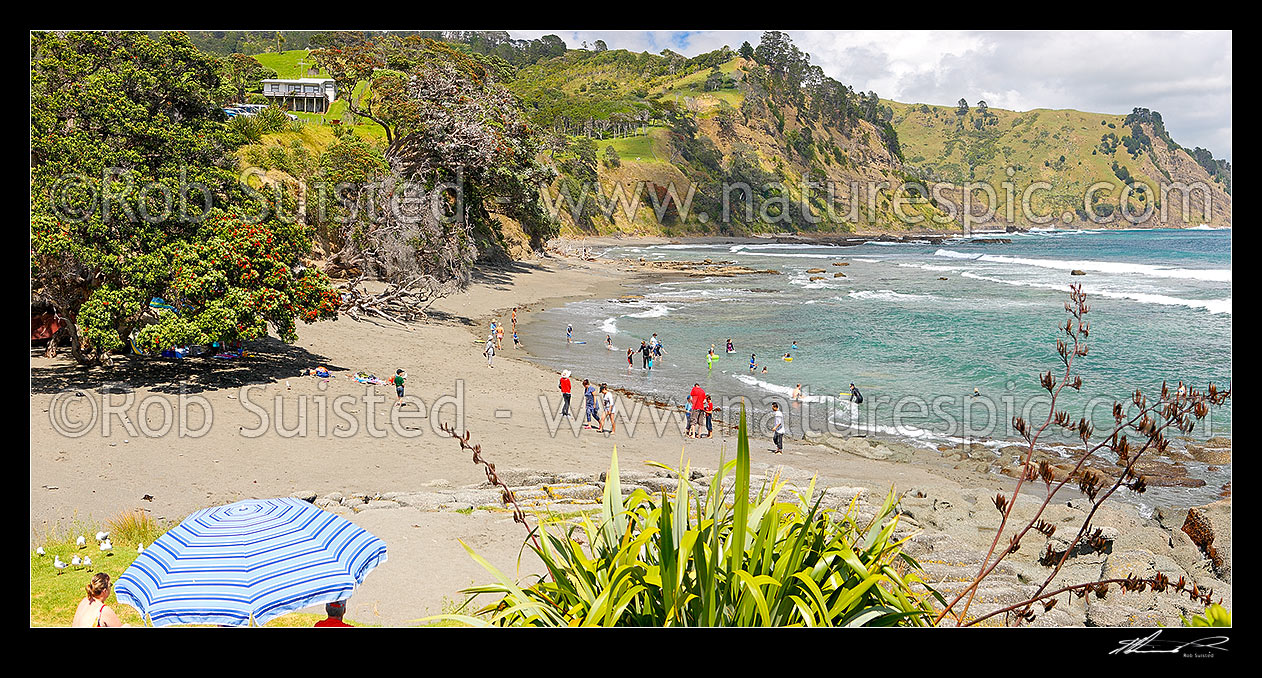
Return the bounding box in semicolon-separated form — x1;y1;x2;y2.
114;498;387;627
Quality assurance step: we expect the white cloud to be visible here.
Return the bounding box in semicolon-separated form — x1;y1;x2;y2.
509;30;1231;159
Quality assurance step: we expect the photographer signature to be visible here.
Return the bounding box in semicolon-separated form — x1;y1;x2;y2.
1110;630;1229;655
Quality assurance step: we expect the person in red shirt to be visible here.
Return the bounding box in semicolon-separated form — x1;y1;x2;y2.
559;370;573;417
688;384;706;438
314;600;353;627
702;395;715;438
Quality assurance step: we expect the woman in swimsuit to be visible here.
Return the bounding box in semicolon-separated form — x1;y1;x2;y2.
72;573;128;627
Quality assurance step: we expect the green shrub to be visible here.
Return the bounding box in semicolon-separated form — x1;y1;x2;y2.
228;114;262;143
1182;604;1231;627
255;105;289;134
430;406;940;627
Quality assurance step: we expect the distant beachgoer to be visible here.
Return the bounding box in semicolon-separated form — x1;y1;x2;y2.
496;324;505;350
727;339;734;353
791;341;798;351
783;352;792;361
707;352;716;371
72;573;128;627
847;382;863;422
484;335;496;368
601;384;616;434
511;307;518;329
703;395;714;437
314;600;353;627
559;370;572;417
392;369;407;406
749;354;757;372
688;383;706;438
771;402;784;454
640;341;651;369
606;335;613;349
513;331;521;349
972;387;980;398
584;379;601;429
567;325;573;344
761;366;768;374
791;384;802;401
626;348;634;371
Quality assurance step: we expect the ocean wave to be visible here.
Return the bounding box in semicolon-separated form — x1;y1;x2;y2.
978;253;1230;282
1188;225;1230;230
646;244;726;250
626;304;671;319
600;317;618;334
896;262;961;272
733;374;833;403
847;289;935;303
959;271;1231;314
730;243;842;252
934;248;985;260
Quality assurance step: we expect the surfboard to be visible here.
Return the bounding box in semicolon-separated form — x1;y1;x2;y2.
572;341;587;344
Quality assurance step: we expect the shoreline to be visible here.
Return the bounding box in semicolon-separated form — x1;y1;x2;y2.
30;248;1231;626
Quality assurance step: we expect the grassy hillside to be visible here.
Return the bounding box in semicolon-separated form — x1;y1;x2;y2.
888;101;1231;227
254;49;325;79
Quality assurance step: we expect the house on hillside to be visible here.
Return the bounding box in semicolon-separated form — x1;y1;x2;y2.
260;78;337;113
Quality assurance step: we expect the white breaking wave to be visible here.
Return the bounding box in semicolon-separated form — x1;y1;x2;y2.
730;243;842;252
1189;225;1230;230
934;249;984;260
847;289;934;303
959;271;1231;314
733;374;833;403
646;244;726;250
626;304;671;319
600;317;618;334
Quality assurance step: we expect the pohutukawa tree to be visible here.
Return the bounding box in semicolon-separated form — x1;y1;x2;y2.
937;285;1230;626
310;32;558;324
31;31;340;364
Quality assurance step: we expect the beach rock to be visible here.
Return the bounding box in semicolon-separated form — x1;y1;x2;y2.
1181;503;1229;578
809;276;825;281
545;485;603;501
832;262;849;266
827;436;913;463
640;477;679;494
290;490;317;503
806;268;826;273
353;500;400;512
1071;270;1086;276
834;272;847;278
391;492;455;511
938;277;948;280
1186;443;1231;464
453;489;503;506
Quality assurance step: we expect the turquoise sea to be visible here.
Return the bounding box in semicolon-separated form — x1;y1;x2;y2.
521;228;1231;509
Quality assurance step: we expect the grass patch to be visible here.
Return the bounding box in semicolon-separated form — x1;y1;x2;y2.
253;49;324;79
30;513;377;627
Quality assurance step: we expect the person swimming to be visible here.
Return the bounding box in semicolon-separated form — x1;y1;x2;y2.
749;354;757;372
791;341;798;350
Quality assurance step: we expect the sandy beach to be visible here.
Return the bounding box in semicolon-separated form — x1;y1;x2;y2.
30;249;1231;627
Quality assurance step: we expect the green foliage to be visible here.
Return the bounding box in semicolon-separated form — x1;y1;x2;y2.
1181;604;1231;627
431;406;940;627
602;144;621;168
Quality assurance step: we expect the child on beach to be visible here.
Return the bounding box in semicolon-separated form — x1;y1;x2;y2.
601;383;616;434
392;369;407;406
626;348;634;372
703;395;714;438
484;334;496;368
513;331;521;349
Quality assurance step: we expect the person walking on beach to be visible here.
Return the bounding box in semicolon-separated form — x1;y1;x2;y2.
496;324;505;350
640;341;650;369
771;402;785;454
567;324;573;344
559;370;573;417
484;334;496;368
688;383;706;439
513;330;521;349
627;347;635;372
392;369;407;406
601;383;616;434
512;307;518;330
584;379;601;429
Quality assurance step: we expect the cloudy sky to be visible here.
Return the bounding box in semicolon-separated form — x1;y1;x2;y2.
510;30;1232;161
